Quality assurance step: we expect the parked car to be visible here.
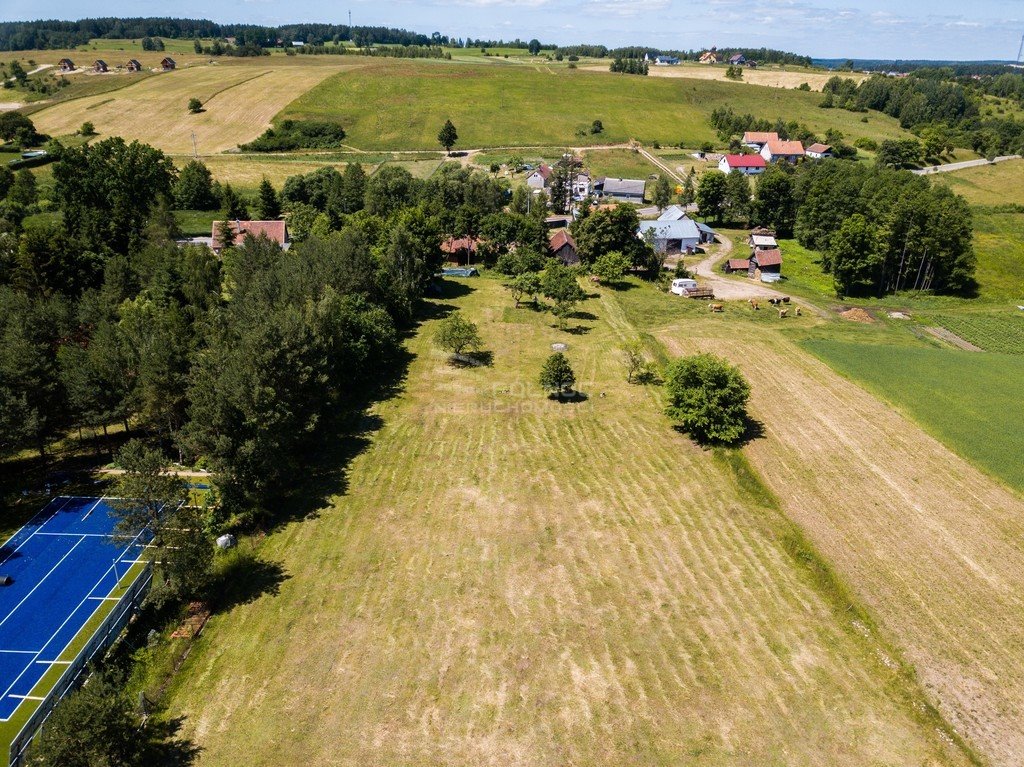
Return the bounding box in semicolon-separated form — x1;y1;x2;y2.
670;278;698;295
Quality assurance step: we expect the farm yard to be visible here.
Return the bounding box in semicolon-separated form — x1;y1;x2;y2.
166;277;972;767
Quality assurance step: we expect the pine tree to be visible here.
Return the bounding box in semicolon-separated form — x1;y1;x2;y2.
256;178;280;219
438;119;458;155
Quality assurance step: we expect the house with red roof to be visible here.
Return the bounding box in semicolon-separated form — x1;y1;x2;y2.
718;154;767;175
760;139;805;164
211;220;288;254
441;236;479;265
806;143;833;159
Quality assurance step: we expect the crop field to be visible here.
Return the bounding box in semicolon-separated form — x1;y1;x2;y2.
655;318;1024;767
930;313;1024;354
167;276;968;767
642;63;864;91
280;58;912;151
30;62;350;154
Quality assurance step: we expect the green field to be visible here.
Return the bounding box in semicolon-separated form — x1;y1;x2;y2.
280;58;913;151
932;160;1024;206
931;313;1024;354
804;340;1024;492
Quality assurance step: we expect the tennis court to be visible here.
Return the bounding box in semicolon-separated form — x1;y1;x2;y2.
0;497;148;722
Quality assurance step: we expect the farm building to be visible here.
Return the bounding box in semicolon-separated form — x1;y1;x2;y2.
160;57;176;71
728;54;746;65
724;258;751;273
750;247;782;275
211;220;288;254
441;236;479;265
742;131;779;151
657;206;717;240
526;164;552;190
549;230;580;266
125;59;143;72
545;214;572;230
654;55;680;65
718;154;767;175
750;233;778;250
638;214;715;254
760;139;805;164
595;177;646;203
92;60;108;73
57;58;75;72
806;143;833;159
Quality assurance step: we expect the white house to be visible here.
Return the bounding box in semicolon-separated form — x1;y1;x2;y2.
572;173;592;200
718;154;767;175
742;131;778;151
526;164;552;190
655;55;680;66
639;212;716;254
806;143;833;159
760;138;805;164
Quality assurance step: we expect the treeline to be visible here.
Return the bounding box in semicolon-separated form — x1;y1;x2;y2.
240;120;346;152
0;17;435;51
701;160;974;297
609;58;648;75
290;43;449;60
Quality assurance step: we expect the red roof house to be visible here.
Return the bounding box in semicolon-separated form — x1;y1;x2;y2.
718;154;767;174
760;139;805;163
441;236;479;264
211;220;288;253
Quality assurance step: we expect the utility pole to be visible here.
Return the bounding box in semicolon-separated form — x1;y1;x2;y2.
191;131;198;158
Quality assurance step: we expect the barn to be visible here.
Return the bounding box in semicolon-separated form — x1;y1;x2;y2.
549;230;580;266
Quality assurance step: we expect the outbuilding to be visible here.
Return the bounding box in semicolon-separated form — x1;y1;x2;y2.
92;60;108;73
160;57;177;71
125;59;143;72
57;58;75;72
596;177;646;203
806;143;833;159
549;230;580;266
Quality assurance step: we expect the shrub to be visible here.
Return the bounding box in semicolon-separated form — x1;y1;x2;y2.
540;352;576;398
240;120;346;152
188;97;203;113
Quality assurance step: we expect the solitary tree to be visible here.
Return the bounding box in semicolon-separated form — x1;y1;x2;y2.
664;353;750;444
110;439;187;541
539;352;576;399
506;271;542;307
187;97;203;114
433;311;483;361
621;338;646;384
528;39;542;56
438;119;458;155
541;262;586;328
652;175;672;210
79;121;96;136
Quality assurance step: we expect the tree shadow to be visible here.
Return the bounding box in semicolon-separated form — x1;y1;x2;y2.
209;549;289;612
548;391;589;403
671;414;766;448
562;324;592;335
139;715;203;766
573;310;599;321
450;350;494;368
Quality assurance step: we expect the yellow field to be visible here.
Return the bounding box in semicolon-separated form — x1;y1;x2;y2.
931;159;1024;206
184;155;355;188
627;64;863;91
30;62;352;153
167;277;969;767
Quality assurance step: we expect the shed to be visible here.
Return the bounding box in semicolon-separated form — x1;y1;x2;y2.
806;143;833;159
125;59;143;72
724;258;751;273
549;230;580;266
750;234;778;249
750;248;782;274
57;58;75;72
160;57;177;71
92;60;108;73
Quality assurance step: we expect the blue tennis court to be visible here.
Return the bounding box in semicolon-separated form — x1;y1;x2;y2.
0;497;147;721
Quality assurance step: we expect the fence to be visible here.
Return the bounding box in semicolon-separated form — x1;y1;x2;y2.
8;563;153;766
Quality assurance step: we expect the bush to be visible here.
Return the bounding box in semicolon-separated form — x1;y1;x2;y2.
79;121;96;136
664;353;750;444
853;137;878;151
188;97;203;114
240;120;346;152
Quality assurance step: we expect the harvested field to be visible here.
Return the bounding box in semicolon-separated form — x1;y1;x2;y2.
660;327;1024;767
642;64;864;91
30;63;349;153
167;277;967;767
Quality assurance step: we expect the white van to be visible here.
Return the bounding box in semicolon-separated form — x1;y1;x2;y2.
670;278;698;296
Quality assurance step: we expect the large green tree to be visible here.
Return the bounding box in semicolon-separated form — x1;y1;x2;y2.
433;312;483;359
828;213;883;297
438;119;458;155
664;353;750;444
541;262;586;328
173;159;218;210
753;164;796;237
539;352;576;398
695;171;728;224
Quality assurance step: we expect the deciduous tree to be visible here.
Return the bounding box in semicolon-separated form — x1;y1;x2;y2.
664;353;750;444
539;352;575;398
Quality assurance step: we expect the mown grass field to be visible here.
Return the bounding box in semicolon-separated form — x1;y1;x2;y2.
167;276;969;767
642;62;864;91
932;159;1024;206
280;58;912;151
30;61;350;153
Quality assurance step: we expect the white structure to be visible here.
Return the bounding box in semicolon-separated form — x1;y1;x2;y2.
639;212;716;254
750;234;778;249
718;154;767;175
597;177;647;203
526;164;552;190
572;173;592;200
805;142;833;159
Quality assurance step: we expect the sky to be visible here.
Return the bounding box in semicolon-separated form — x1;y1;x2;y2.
2;0;1023;60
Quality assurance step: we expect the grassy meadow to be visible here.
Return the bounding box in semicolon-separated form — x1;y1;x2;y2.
165;275;973;767
280;58;912;151
932;159;1024;206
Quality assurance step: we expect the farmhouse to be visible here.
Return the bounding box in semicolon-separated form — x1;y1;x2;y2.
742;131;779;151
57;58;75;72
526;164;552;190
728;54;746;65
211;220;288;254
441;236;479;264
760;139;805;164
92;60;108;73
595;177;646;203
549;230;580;266
718;154;767;175
573;173;592;200
639;212;715;254
160;57;176;71
654;55;680;66
125;59;143;72
699;49;720;64
806;143;833;159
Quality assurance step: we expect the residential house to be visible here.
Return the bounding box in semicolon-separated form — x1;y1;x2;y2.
125;59;143;72
572;173;592;200
760;138;805;164
211;220;288;254
728;54;746;65
654;55;680;66
742;131;779;151
806;142;833;159
549;230;580;266
718;154;767;175
441;236;479;264
526;164;552;190
698;49;720;64
639;214;716;254
595;177;646;203
92;60;108;73
292;41;306;47
57;58;75;72
160;57;176;71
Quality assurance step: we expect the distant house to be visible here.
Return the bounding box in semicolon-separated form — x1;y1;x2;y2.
806;143;833;159
742;131;779;151
125;59;143;72
92;60;108;73
728;54;746;65
573;173;592;200
211;220;288;254
595;177;646;203
699;49;720;64
655;55;680;66
750;247;782;275
760;139;805;164
639;213;715;254
441;236;479;264
526;164;552;190
57;58;75;72
549;230;580;266
718;154;767;175
160;57;176;71
292;41;305;47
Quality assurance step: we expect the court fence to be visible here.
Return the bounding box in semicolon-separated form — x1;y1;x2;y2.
8;562;153;766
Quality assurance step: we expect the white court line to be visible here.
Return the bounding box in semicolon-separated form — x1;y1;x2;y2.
0;538;86;632
8;695;44;701
0;650;39;655
87;596;121;601
34;660;70;665
80;498;104;521
0;525;149;715
36;533;114;538
0;497;75;569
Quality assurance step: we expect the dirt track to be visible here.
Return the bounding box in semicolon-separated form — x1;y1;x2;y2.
661;330;1024;766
